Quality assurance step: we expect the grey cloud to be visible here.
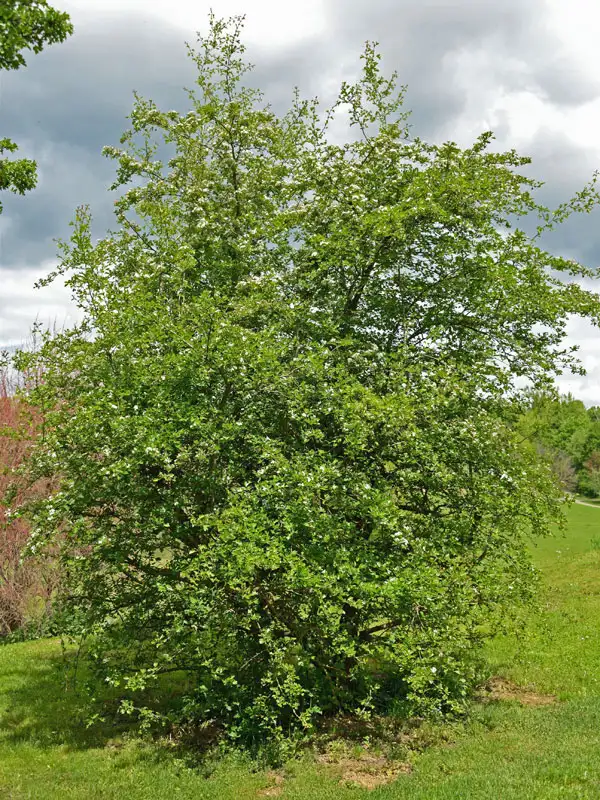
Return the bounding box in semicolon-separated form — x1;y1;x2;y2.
514;130;600;270
0;139;116;268
3;1;597;270
322;0;543;134
0;14;197;268
324;0;600;136
532;56;600;108
2;14;194;151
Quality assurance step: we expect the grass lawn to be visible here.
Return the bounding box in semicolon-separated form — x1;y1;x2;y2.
1;503;599;798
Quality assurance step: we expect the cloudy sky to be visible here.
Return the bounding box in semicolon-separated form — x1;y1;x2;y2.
2;0;600;401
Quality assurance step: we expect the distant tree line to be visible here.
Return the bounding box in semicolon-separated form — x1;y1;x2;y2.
520;392;600;496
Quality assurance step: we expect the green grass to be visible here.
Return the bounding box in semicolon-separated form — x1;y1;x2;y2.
1;503;599;798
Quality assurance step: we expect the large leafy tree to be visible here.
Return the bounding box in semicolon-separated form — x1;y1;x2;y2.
0;0;73;211
15;16;600;748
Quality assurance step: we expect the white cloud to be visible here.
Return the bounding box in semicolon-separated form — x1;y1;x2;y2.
61;0;328;50
447;0;600;157
0;264;81;349
556;316;600;405
545;0;600;77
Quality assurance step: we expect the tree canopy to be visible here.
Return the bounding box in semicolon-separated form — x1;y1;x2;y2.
0;0;73;211
13;15;600;751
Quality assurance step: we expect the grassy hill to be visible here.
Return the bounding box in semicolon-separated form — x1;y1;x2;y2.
1;503;599;798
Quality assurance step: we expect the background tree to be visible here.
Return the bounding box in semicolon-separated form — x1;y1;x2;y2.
1;342;60;638
13;16;600;751
521;393;590;461
0;0;73;211
520;392;600;495
579;451;600;496
546;449;578;493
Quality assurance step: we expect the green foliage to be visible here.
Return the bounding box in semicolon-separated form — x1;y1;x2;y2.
0;0;73;212
13;15;600;749
0;0;72;70
0;138;37;209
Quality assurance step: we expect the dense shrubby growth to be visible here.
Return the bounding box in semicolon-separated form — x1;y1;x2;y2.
13;16;600;747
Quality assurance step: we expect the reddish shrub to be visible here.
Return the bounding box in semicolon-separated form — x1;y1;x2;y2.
0;369;59;636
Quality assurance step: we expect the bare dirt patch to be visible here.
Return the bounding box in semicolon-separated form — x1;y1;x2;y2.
317;751;411;790
481;677;556;707
257;771;285;797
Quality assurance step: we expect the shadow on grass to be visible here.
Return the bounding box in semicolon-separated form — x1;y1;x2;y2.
0;639;149;751
2;636;551;774
0;638;231;779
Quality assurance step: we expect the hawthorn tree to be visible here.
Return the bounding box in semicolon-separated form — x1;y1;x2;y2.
14;16;600;748
0;0;73;211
